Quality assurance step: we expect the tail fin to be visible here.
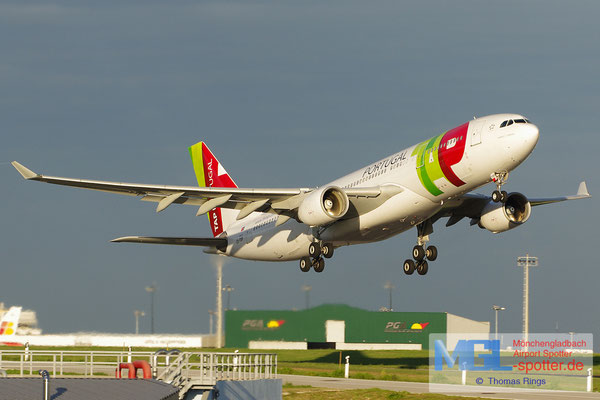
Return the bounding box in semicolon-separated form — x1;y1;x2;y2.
0;306;22;336
189;142;239;237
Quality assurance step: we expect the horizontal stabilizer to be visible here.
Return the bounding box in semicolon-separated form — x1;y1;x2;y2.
111;236;227;251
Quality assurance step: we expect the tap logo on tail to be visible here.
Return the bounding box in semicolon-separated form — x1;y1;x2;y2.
189;142;238;237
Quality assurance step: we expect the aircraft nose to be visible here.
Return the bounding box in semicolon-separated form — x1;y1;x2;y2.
522;123;539;151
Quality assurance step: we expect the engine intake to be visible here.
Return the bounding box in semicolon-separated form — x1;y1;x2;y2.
298;186;349;226
479;192;531;233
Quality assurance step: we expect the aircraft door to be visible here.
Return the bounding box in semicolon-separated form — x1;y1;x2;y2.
470;119;484;146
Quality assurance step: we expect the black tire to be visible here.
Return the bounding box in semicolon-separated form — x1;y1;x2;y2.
417;260;429;275
500;190;508;203
321;243;334;259
313;257;325;273
426;246;438;261
299;257;311;272
492;190;501;202
412;245;425;261
309;242;321;258
403;259;415;275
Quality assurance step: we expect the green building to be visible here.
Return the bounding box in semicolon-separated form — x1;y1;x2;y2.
226;304;489;350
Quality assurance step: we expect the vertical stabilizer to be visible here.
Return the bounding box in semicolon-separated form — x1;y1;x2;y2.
0;307;22;336
189;142;239;237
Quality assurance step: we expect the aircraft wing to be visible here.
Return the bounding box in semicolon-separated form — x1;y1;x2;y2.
528;181;591;206
434;181;591;227
11;162;382;221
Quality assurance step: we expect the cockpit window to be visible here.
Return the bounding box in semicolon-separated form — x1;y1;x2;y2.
500;118;531;128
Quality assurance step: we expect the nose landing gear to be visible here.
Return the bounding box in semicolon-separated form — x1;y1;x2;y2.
491;172;509;203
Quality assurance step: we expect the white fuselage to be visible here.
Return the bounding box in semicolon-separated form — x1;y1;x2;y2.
219;114;539;261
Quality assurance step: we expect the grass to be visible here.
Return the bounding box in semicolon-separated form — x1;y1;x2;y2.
275;349;430;383
282;385;491;400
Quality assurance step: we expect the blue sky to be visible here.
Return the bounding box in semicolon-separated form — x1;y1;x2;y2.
1;1;598;340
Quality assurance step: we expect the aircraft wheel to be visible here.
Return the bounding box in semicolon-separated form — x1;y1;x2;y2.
492;190;502;202
412;245;425;261
500;190;508;202
426;246;438;261
313;257;325;273
299;257;312;272
403;259;415;275
322;243;334;259
417;260;429;275
309;242;321;258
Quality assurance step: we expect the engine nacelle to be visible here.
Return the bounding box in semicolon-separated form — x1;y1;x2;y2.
297;186;349;227
479;192;531;233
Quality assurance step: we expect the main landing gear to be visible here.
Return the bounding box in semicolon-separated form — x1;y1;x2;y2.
491;172;509;203
300;241;334;273
403;220;437;276
403;244;437;276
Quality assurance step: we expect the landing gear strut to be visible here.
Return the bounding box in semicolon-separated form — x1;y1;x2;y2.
403;220;438;276
300;241;334;273
491;172;509;203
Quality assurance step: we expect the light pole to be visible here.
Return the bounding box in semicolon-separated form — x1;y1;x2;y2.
301;285;312;309
223;285;234;311
517;254;539;347
208;310;216;335
215;257;224;348
134;310;145;334
492;305;506;341
145;284;157;334
384;281;395;311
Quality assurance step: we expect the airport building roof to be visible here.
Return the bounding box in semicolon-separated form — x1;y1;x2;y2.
0;378;178;400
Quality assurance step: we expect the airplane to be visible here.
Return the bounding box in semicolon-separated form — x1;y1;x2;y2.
12;113;590;276
0;306;23;346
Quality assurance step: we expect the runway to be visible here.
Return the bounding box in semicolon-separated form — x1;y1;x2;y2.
280;374;600;400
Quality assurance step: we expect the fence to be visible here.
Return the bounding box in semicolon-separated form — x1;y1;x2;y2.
0;349;277;389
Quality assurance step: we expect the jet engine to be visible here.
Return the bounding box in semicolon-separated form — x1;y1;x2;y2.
479;192;531;233
297;186;349;226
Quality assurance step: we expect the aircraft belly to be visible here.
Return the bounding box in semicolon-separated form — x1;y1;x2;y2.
226;220;313;261
321;191;442;244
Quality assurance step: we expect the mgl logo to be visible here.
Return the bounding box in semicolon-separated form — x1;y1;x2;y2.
434;339;512;371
